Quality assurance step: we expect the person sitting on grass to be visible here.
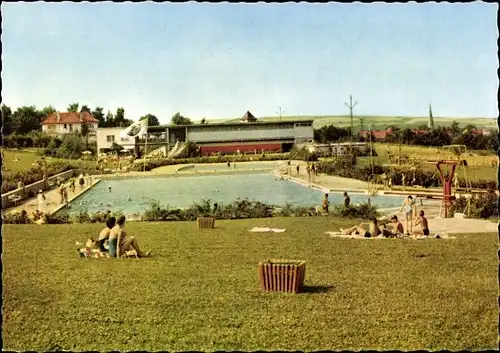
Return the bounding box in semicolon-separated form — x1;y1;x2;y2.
413;210;430;236
340;217;381;238
108;215;151;258
96;216;116;252
390;215;405;235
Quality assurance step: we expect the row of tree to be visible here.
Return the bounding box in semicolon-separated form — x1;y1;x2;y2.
1;102;196;138
313;123;498;151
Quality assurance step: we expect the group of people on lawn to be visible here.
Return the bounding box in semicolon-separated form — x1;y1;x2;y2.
340;195;430;238
94;215;152;258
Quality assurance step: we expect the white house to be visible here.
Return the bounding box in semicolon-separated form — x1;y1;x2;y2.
96;127;136;153
41;112;99;140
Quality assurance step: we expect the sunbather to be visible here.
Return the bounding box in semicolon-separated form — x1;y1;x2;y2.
341;217;381;238
97;216;116;252
109;216;151;258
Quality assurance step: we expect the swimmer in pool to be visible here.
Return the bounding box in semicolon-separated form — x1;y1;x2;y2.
108;186;112;192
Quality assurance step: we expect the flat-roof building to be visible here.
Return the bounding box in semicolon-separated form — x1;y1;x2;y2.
97;111;314;156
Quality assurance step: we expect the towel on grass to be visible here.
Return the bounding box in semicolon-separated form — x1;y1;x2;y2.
250;227;286;233
325;231;380;239
77;247;138;258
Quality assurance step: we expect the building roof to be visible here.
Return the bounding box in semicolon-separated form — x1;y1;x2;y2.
148;119;314;132
41;111;99;125
241;110;257;122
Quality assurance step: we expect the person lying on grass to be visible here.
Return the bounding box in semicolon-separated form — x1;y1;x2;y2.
413;210;430;236
96;216;116;252
108;215;151;258
340;217;382;238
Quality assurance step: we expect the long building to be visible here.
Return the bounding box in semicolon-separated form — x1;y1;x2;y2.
98;111;315;156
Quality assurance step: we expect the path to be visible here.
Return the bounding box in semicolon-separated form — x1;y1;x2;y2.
3;179;100;217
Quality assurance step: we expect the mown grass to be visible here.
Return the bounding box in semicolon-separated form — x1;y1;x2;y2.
1;149;42;176
2;217;497;351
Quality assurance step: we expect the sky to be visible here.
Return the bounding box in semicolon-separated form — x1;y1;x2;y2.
1;2;498;124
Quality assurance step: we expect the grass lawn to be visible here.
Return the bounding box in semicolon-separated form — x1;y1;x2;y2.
2;217;497;351
1;148;116;177
1;149;43;176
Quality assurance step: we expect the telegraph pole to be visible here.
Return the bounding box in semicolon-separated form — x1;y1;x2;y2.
278;106;283;120
344;95;357;143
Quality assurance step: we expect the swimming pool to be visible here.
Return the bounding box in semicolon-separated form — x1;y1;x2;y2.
180;162;280;173
60;173;411;216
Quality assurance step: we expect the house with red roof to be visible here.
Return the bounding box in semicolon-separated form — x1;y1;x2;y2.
359;128;393;141
41;111;99;139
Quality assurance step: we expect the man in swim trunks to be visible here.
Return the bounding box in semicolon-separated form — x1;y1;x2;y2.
341;217;381;238
414;210;430;236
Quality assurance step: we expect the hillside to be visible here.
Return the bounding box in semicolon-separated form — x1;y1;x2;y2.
195;115;497;130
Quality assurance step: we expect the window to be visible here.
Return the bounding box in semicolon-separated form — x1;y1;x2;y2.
121;137;129;142
106;135;115;142
69;124;73;132
64;124;67;129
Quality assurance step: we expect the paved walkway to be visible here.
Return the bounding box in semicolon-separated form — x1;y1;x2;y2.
3;179;100;217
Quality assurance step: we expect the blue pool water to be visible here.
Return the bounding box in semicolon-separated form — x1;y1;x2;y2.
60;173;409;215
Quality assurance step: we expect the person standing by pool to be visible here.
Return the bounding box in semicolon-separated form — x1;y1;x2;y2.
343;192;351;207
37;190;47;214
400;195;415;235
78;173;85;190
70;177;76;193
322;193;329;214
108;216;151;258
296;164;300;176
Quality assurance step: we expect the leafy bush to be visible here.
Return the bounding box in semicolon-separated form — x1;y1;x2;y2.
450;191;498;219
330;203;380;219
45;213;70;224
289;146;319;161
2;212;33;224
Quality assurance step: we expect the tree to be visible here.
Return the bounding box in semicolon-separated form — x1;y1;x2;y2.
68;103;79;112
11;106;44;135
140;114;160;126
115;107;126;127
1;104;13;136
41;105;56;117
92;107;106;128
170;112;192;125
105;111;114;127
80;105;91;113
451;120;460;135
201;117;207;124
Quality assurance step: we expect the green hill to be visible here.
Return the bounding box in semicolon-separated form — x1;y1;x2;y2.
196;115;497;130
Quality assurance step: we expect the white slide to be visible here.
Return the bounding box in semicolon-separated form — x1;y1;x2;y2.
167;141;180;159
167;141;186;159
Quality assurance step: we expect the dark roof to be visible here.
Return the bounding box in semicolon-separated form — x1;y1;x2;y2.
241;110;257;122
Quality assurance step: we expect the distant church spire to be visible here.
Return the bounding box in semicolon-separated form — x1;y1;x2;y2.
428;103;435;129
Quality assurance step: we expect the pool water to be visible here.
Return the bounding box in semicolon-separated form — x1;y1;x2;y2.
182;162;279;172
61;173;409;215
